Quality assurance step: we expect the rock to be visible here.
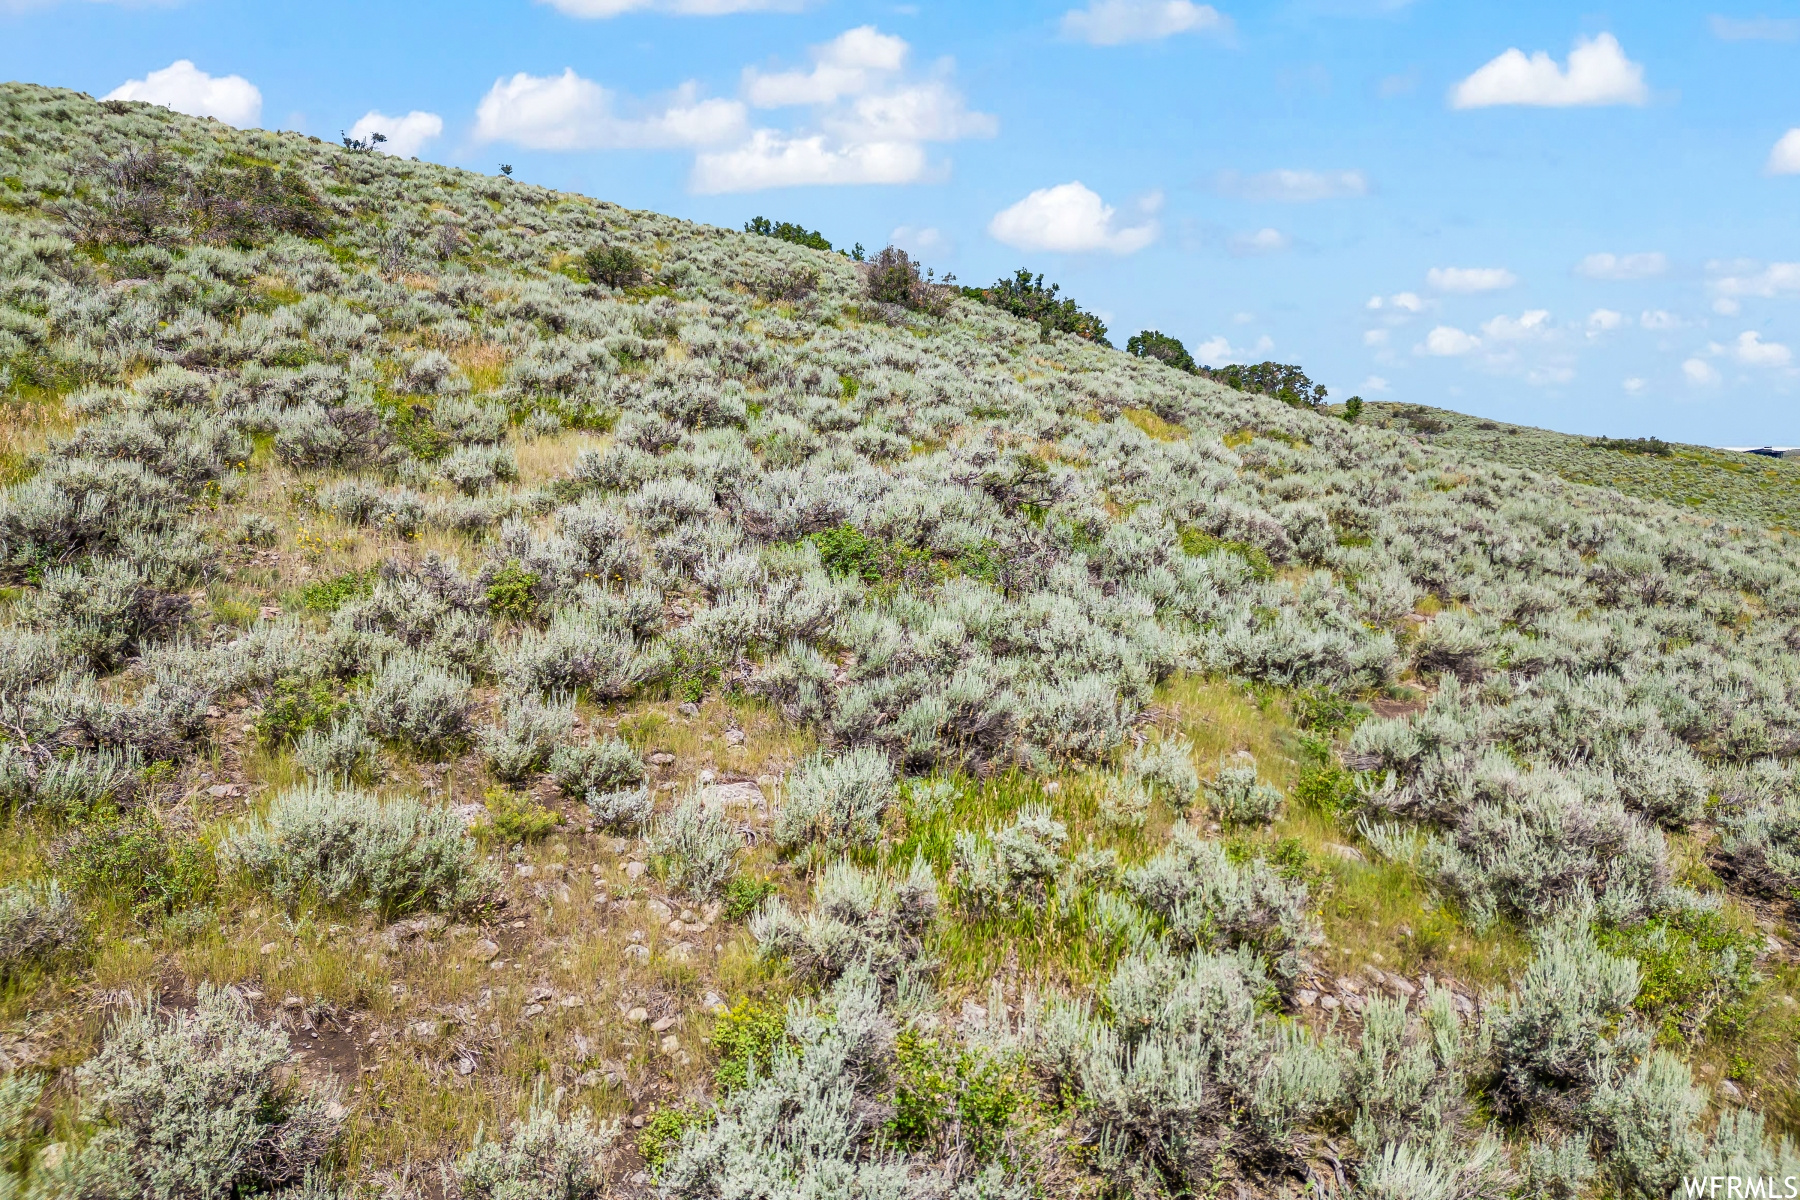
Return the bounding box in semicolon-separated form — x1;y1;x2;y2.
627;1007;650;1024
529;987;554;1003
1389;976;1418;998
515;864;536;879
679;908;697;923
456;1056;475;1076
626;944;649;962
207;783;241;798
1323;842;1366;863
651;1015;677;1032
660;1035;680;1053
1363;965;1387;987
647;899;673;923
406;1021;437;1042
1296;989;1318;1008
649;752;676;766
260;942;278;956
452;803;489;829
710;781;765;810
677;702;700;718
559;995;585;1008
1335;977;1362;994
469;939;501;962
623;862;648;880
1319;995;1341;1011
522;1004;545;1017
724;728;745;746
1720;1079;1744;1102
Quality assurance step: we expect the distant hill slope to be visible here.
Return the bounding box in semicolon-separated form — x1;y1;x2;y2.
1365;400;1800;531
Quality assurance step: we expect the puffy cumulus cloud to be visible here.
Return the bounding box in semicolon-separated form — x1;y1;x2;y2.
1416;326;1480;356
1227;227;1288;256
745;26;909;107
1526;365;1575;387
104;60;261;127
1715;297;1742;316
1622;377;1646;394
1711;261;1800;299
1766;129;1800;176
475;70;746;150
537;0;805;14
988;181;1159;254
346;110;443;158
1450;32;1647;109
1059;0;1230;46
700;27;991;191
1576;251;1667;281
1587;308;1626;333
1480;309;1551;341
1214;168;1368;202
1363;329;1389;347
1360;375;1391;393
692;131;926;192
1427;266;1516;294
1684;357;1721;386
1723;330;1794;368
1641;309;1683;331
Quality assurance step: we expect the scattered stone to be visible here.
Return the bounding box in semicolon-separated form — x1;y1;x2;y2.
1720;1079;1744;1102
710;781;765;810
1296;989;1318;1008
406;1021;437;1042
702;901;722;923
649;752;676;767
647;899;673;923
623;862;648;880
1389;976;1418;998
660;1035;680;1054
259;942;278;956
651;1016;677;1033
724;728;745;746
1335;977;1362;995
207;783;241;799
559;995;585;1008
677;703;700;718
1322;842;1366;863
452;803;489;829
282;996;305;1010
1319;995;1341;1011
627;1007;650;1024
522;1004;545;1018
515;864;536;879
469;939;501;962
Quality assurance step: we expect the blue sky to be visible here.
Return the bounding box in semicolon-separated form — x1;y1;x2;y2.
6;0;1800;444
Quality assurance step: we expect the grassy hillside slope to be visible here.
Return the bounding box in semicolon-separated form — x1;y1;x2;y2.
1364;400;1800;532
0;82;1798;1200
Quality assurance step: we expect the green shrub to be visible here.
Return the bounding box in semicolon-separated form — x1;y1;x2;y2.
964;269;1109;344
1178;526;1275;580
888;1029;1024;1164
256;676;343;745
485;786;558;842
0;878;83;976
648;792;741;900
299;568;373;612
1594;907;1761;1043
637;1104;702;1172
744;216;831;251
486;562;539;620
57;811;214;923
582;244;641;289
1125;330;1195;372
710;999;787;1092
722;873;776;921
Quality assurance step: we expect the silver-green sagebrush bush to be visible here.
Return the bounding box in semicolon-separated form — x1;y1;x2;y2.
221;783;493;917
647;790;742;899
753;857;938;988
452;1083;619;1200
773;746;896;853
70;985;340;1200
0;878;82;975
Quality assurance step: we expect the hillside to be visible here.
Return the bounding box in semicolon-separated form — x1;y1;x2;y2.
0;80;1798;1200
1364;400;1800;532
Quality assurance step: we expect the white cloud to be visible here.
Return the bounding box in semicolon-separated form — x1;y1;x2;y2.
1766;129;1800;175
988;182;1159;254
890;224;951;256
1684;357;1721;386
1712;261;1800;298
1641;310;1684;331
1228;227;1289;256
1709;14;1800;41
1368;291;1425;313
1428;266;1517;293
1587;308;1625;332
698;27;991;191
1576;251;1667;280
1714;297;1742;316
1729;330;1793;367
1059;0;1229;46
538;0;805;14
1526;365;1575;387
692;131;926;191
474;70;746;150
1195;334;1271;364
745;26;908;107
1360;375;1391;393
104;60;261;127
1450;32;1648;109
1622;376;1646;394
1416;325;1481;356
1363;329;1389;347
1480;309;1551;340
1214;168;1368;202
347;110;443;158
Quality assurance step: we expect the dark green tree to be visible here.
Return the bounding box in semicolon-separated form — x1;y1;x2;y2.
1343;396;1364;422
1126;330;1196;373
963;270;1110;345
1200;362;1328;408
865;246;952;315
745;216;833;252
583;244;642;288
